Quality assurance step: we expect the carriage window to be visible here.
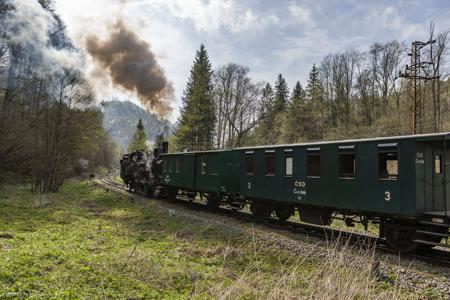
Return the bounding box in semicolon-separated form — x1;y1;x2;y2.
307;150;320;177
435;155;442;174
285;157;293;176
339;147;355;178
265;155;276;175
201;157;206;175
245;156;255;175
308;155;321;177
176;157;180;173
378;151;398;180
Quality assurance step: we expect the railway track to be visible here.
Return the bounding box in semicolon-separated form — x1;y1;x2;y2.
99;175;450;268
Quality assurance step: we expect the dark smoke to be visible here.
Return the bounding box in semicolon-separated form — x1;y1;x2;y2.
85;20;173;117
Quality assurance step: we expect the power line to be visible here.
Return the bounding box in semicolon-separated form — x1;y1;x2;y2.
398;39;439;134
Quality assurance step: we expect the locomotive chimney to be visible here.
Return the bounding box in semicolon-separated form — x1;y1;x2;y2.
162;141;169;154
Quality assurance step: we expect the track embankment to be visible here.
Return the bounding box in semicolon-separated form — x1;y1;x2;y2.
99;175;450;269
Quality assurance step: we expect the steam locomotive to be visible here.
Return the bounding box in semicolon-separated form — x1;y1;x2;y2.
120;133;450;252
120;141;168;197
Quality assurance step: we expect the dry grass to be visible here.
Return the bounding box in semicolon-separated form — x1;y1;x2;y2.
209;234;406;300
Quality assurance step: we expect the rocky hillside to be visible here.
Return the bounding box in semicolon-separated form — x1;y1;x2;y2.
101;100;173;152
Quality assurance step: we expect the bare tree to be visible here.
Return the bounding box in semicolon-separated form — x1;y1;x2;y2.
30;72;97;192
213;64;262;148
369;41;404;113
319;50;358;130
319;54;335;126
428;21;449;131
354;52;373;126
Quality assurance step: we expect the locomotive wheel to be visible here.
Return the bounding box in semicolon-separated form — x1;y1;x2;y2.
146;186;155;198
250;200;272;221
139;184;146;195
275;204;292;222
129;182;137;193
206;194;221;210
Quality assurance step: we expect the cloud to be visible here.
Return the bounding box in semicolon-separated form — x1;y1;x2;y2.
288;1;312;24
143;0;279;33
363;5;427;41
54;0;450;122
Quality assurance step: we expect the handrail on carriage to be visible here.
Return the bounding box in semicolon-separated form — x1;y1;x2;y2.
443;134;448;218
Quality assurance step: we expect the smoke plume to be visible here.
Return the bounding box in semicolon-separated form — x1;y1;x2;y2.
85;20;173;117
1;0;83;77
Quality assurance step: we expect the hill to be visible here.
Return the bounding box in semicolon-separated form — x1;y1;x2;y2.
101;100;173;152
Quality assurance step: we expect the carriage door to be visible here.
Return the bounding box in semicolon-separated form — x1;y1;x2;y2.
432;149;444;211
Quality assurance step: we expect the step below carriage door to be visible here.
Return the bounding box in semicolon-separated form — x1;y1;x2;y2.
432;148;445;211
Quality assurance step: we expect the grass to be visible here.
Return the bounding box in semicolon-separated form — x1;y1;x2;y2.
0;180;442;299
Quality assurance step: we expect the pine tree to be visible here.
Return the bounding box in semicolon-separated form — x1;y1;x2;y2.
127;118;147;152
173;44;215;151
305;64;325;140
273;74;289;114
260;83;274;119
283;81;306;143
306;64;323;103
255;83;275;144
291;81;306;102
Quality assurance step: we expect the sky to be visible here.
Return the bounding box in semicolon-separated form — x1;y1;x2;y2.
54;0;450;122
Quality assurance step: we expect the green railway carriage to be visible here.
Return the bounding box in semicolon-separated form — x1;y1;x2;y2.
239;133;449;216
148;133;450;251
160;150;240;203
237;133;449;250
161;152;196;190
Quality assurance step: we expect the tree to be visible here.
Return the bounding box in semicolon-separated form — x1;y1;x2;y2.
369;41;404;112
273;74;289;114
173;44;215;151
0;0;120;191
319;50;358;135
127;118;147;152
305;64;325;140
255;75;290;145
260;83;274;120
213;63;262;148
283;81;306;143
428;22;449;131
255;83;276;144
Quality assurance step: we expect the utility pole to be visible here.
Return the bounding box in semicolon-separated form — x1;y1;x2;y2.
399;40;438;134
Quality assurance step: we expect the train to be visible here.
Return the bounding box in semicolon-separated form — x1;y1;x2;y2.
120;133;450;252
